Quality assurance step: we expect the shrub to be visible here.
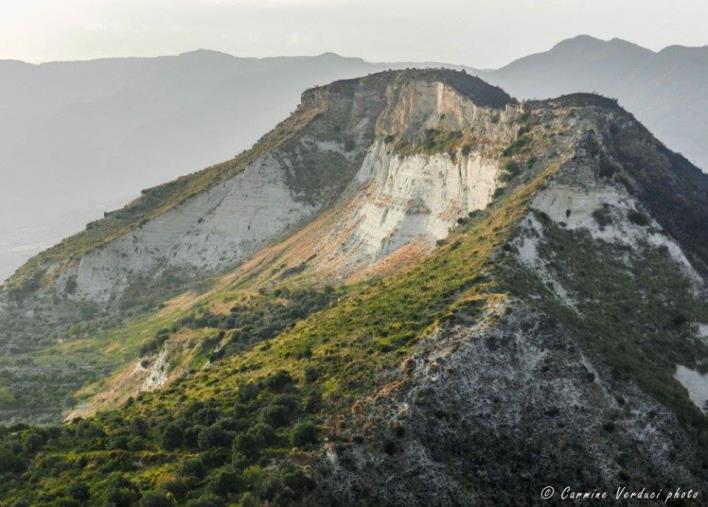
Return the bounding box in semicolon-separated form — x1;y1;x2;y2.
197;425;233;450
290;421;319;447
592;207;612;228
263;370;294;392
234;433;259;458
303;366;319;383
184;494;225;507
22;429;46;452
249;423;276;447
0;447;26;474
104;476;139;507
627;209;650;227
183;425;205;449
48;498;80;507
259;404;291;428
161;479;188;500
208;468;244;496
140;491;172;507
180;458;206;480
500;160;521;182
67;481;90;502
281;469;315;497
161;422;183;450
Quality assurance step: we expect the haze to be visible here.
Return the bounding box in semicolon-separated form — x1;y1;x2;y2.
4;0;708;68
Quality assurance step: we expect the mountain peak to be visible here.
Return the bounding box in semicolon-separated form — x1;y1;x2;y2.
176;48;236;60
308;68;517;110
552;34;654;55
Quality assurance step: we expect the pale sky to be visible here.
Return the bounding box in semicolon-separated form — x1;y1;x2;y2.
3;0;708;68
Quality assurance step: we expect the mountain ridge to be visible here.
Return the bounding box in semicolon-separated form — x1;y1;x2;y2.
481;35;708;174
0;67;707;506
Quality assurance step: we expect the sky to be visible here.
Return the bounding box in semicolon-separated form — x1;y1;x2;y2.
3;0;708;68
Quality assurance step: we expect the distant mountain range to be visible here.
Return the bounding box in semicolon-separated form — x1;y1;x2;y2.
479;35;708;172
1;35;707;279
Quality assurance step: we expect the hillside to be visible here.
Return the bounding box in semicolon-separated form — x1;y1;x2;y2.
4;36;708;283
0;70;707;505
0;51;472;281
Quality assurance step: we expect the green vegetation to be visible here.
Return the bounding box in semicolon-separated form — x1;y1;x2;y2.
393;129;464;157
499;160;521;183
0;156;556;505
500;217;708;436
502;135;532;157
167;286;340;362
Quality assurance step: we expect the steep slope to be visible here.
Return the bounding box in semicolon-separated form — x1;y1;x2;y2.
481;35;708;172
0;51;475;280
0;69;514;422
0;70;706;505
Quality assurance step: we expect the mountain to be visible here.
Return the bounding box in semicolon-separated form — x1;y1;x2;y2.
3;35;708;284
0;51;472;281
481;34;708;171
0;69;706;505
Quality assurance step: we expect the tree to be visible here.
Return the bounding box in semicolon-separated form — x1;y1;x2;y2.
208;468;244;496
140;491;173;507
291;421;319;447
198;425;233;450
161;422;183;450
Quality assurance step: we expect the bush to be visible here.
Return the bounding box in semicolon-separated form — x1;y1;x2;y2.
104;476;139;507
48;498;80;507
140;491;172;507
198;425;233;450
184;494;225;507
183;425;205;449
290;421;319;447
592;207;612;228
281;469;315;497
208;468;244;496
22;429;46;453
161;479;188;500
263;371;294;392
627;209;650;227
249;423;276;447
161;422;184;450
500;160;521;182
0;447;26;474
259;404;291;428
303;366;319;383
67;481;90;502
180;458;206;480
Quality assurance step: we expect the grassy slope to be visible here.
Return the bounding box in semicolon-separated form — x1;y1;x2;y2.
499;217;708;431
0;156;558;505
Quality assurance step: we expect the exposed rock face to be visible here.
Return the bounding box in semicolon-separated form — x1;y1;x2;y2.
310;109;708;502
306;91;708;505
316;303;706;505
64;154;319;302
1;70;515;311
343;140;500;259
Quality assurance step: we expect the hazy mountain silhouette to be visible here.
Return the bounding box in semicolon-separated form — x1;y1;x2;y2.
481;35;708;171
